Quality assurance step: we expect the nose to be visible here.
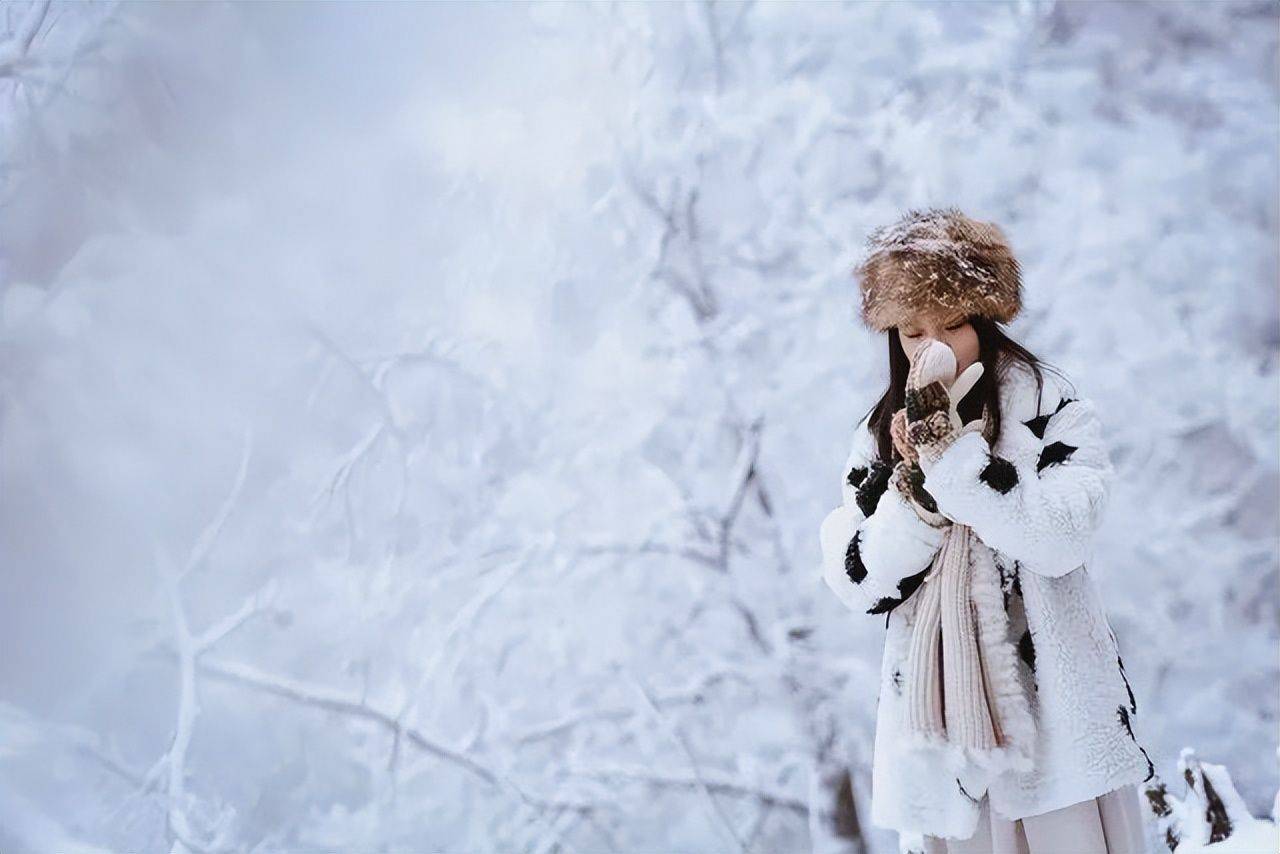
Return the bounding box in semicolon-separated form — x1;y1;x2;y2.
925;331;952;350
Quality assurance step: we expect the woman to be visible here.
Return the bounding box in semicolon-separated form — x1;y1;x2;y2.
819;208;1155;853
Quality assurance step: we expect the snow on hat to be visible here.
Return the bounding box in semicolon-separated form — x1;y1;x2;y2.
853;206;1023;332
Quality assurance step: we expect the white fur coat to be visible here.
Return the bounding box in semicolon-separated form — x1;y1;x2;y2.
819;355;1155;840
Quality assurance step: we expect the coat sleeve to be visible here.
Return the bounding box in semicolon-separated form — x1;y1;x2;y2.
918;393;1115;579
819;416;948;616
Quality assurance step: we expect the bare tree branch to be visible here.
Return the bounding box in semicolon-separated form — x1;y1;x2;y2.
144;650;598;852
569;764;807;816
0;0;50;79
628;671;748;852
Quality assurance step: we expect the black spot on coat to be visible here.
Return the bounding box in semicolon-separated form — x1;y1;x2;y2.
895;565;930;602
855;461;894;517
1117;704;1135;738
1118;704;1156;783
996;557;1019;611
846;464;868;490
867;596;900;616
864;565;931;622
1018;629;1036;672
1037;441;1077;472
844;531;867;584
979;455;1019;494
1023;397;1076;439
1117;654;1137;714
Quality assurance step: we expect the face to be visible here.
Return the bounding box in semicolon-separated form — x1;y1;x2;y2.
897;309;980;374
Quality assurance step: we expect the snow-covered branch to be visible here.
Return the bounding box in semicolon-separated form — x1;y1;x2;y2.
1143;748;1279;853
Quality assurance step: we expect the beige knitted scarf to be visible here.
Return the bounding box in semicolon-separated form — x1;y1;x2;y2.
901;521;1037;774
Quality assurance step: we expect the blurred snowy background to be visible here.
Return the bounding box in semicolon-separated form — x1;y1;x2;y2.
0;1;1276;851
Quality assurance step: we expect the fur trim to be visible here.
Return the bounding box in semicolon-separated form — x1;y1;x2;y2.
967;535;1038;775
854;207;1023;331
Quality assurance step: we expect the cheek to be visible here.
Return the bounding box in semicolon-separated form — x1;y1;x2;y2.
937;329;975;365
953;329;979;365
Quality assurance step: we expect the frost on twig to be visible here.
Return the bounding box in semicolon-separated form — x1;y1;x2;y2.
149;430;272;852
143;651;600;851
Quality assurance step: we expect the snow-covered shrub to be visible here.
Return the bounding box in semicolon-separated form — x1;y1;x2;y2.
1142;748;1279;853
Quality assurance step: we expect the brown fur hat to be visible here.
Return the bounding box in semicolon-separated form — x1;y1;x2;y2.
853;207;1023;332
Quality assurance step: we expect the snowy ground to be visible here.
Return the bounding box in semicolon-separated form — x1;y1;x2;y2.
0;2;1276;851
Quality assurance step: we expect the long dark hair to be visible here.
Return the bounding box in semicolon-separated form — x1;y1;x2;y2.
860;315;1074;463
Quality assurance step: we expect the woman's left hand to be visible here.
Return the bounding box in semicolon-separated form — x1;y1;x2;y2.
905;339;986;470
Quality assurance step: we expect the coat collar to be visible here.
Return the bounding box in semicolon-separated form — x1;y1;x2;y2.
992;353;1067;425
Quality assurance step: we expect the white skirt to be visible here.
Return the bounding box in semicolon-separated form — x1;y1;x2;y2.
922;783;1150;854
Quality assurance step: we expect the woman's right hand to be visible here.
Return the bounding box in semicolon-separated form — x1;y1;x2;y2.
890;407;918;464
892;405;950;526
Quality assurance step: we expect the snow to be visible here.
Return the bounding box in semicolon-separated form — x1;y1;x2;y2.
0;1;1275;851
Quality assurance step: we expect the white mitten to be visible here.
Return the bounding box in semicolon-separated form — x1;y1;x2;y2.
904;339;986;472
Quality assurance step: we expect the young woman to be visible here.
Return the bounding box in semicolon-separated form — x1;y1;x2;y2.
819;208;1155;853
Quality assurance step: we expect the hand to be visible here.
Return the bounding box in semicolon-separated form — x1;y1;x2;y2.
890;407;918;464
886;407;948;525
905;339;986;470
